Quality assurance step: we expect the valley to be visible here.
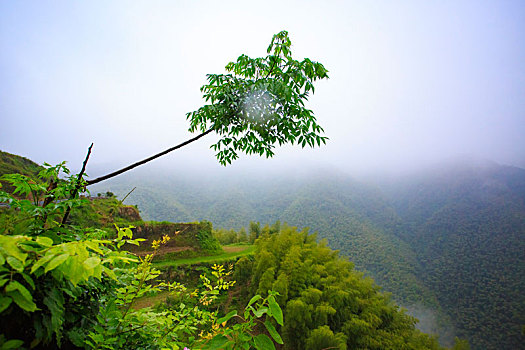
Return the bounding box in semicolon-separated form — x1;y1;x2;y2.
90;160;525;349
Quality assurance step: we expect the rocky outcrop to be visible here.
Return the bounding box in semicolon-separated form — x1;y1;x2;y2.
118;205;142;222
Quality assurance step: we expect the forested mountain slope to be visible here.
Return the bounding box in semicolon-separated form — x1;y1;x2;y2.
91;169;450;339
91;161;525;349
235;226;450;350
378;161;525;349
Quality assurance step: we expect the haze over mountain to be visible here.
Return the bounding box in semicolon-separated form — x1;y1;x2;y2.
2;1;524;174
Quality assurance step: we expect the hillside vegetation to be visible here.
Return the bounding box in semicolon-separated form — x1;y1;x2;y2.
92;162;525;349
0;153;471;348
235;225;450;349
0;151;44;195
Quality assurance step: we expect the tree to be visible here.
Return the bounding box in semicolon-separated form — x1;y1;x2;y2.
86;30;328;185
249;221;261;243
305;325;347;350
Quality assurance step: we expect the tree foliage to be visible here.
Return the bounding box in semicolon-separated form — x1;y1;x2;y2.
236;223;460;350
187;30;329;165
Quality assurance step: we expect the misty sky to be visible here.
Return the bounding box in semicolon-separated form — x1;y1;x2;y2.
1;1;524;177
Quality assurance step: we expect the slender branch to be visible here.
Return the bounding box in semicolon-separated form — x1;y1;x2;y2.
41;180;57;208
263;45;282;80
40;179;58;226
121;187;136;204
78;143;94;181
61;143;93;225
86;129;213;186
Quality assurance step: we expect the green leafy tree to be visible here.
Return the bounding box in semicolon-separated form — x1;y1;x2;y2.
249;221;261;243
87;30;328;185
256;267;276;297
237;227;248;243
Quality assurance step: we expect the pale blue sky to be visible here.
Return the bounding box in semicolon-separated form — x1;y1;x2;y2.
1;1;524;176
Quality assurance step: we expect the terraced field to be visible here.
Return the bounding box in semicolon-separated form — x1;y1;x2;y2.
152;244;254;268
134;244;254;309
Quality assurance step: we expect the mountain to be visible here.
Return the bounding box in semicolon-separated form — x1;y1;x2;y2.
377;161;525;349
90;160;525;349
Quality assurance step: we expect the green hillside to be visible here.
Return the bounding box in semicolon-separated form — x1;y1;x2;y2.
90;171;451;338
0;150;44;193
91;162;525;349
0;151;42;178
0;152;465;349
380;162;525;349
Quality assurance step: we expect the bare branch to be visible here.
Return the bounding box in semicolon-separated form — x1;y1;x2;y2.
86;129;213;186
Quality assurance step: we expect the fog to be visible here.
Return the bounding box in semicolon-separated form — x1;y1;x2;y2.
402;303;455;347
1;1;524;177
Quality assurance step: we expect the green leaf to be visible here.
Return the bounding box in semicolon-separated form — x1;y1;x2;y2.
36;236;54;247
6;256;24;272
0;236;27;262
264;320;283;344
31;253;56;274
254;307;268;318
20;272;35;290
268;296;283;326
207;334;229;349
253;334;276;350
6;281;32;302
216;310;237;326
85;241;104;254
247;294;262;307
103;266;117;281
45;253;69;273
0;296;12;313
65;255;88;285
7;290;37;312
83;256;101;270
1;339;24;349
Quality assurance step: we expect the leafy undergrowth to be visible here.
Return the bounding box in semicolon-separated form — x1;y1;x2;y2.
136;244;255;309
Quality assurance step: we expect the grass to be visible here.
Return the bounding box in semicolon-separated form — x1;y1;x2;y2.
153;244;255;268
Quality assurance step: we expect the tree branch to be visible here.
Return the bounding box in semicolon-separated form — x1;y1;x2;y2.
61;143;93;225
86;129;213;186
